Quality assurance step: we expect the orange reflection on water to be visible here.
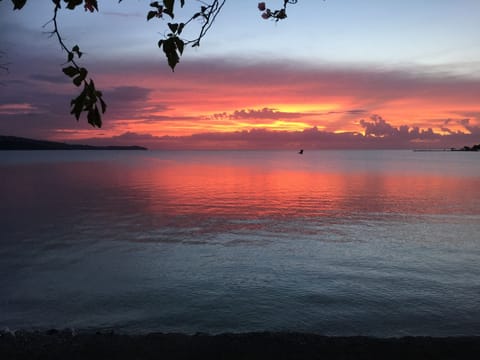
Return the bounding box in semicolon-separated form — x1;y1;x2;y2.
127;158;480;219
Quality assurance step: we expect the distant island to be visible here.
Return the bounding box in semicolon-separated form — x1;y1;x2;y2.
458;144;480;151
0;135;147;151
414;144;480;152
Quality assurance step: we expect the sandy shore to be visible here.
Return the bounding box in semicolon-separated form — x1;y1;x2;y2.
1;330;480;359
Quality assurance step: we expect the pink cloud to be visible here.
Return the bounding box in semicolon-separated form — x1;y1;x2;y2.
2;56;480;147
77;115;478;150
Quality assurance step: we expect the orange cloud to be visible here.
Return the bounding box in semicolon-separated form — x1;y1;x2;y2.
2;57;480;148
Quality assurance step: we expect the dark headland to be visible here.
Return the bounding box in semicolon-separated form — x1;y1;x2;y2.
0;135;147;151
413;143;480;152
1;330;480;360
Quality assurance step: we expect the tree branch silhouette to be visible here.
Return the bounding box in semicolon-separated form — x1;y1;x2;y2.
42;1;106;127
1;0;300;127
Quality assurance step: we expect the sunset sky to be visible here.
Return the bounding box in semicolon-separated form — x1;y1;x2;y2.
1;0;480;149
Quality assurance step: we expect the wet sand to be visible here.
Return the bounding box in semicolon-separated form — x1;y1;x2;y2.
1;330;480;359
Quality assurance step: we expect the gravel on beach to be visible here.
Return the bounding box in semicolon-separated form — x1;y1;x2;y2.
2;330;480;359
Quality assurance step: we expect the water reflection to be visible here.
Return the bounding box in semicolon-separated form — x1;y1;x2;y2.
120;155;480;219
1;150;480;335
2;152;479;241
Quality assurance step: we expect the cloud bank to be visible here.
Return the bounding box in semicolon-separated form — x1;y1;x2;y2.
1;55;480;148
77;114;477;150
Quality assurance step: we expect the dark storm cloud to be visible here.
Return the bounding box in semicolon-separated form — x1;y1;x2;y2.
30;73;69;84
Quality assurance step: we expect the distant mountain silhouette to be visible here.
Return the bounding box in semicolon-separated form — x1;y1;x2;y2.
0;135;147;151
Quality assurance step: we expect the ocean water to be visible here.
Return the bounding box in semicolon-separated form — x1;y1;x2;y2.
0;150;479;336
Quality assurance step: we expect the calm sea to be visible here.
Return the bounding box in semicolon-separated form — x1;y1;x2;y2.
1;150;479;336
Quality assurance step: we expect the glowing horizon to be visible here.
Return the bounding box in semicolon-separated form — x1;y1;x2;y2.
1;1;480;149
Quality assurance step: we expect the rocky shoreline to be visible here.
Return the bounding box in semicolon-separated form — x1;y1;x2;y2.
1;330;480;359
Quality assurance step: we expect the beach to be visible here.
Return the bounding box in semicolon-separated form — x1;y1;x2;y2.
2;330;480;359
